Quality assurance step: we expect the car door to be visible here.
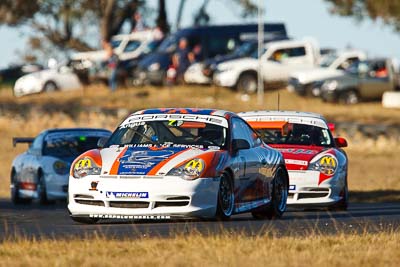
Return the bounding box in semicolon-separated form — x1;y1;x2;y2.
359;61;392;99
53;66;81;90
230;117;262;205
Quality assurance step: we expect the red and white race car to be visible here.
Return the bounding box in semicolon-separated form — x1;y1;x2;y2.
239;111;348;210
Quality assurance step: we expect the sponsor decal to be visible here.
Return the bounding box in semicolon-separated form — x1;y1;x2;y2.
106;191;149;199
319;156;337;175
289;185;296;190
89;181;99;191
75;158;92;169
285;159;308;166
185;159;204;172
89;214;171;220
278;148;317;155
117;149;176;175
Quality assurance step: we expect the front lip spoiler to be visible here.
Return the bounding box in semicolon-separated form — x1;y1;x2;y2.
70;213;204;222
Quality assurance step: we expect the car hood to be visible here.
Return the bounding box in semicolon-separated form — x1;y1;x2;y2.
291;68;345;84
76;146;221;176
217;57;257;71
269;145;330;171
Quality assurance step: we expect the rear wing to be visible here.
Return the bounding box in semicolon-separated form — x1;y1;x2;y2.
13;137;34;147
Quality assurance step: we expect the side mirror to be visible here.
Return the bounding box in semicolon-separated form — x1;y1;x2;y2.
97;137;108;148
334;137;348;148
232;139;250;152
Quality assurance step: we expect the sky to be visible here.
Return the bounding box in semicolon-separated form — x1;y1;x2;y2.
0;0;399;68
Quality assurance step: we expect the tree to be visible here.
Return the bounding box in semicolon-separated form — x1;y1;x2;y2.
0;0;258;62
324;0;400;31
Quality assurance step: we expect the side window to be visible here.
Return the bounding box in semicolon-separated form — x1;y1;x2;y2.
288;46;306;57
231;118;260;147
124;41;141;52
338;57;360;70
270;46;306;62
206;37;236;58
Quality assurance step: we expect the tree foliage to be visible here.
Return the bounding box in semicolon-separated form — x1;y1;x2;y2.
325;0;400;31
0;0;258;62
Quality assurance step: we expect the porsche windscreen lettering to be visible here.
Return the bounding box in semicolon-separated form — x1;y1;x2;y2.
121;114;228;128
243;116;328;129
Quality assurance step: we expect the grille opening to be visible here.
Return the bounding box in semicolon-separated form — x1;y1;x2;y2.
154;201;189;208
309;188;329;192
166;196;190;201
109;201;149;209
288;193;295;199
75;199;104;206
298;193;329;199
74;194;94;199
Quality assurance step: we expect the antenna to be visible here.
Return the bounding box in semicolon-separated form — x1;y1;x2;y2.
277;92;280;111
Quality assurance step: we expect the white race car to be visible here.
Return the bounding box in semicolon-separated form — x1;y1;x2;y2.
13;62;82;97
239;111;349;210
68;108;289;224
11;128;112;204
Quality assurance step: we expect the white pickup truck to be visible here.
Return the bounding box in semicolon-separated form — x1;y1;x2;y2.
288;50;367;96
213;39;320;93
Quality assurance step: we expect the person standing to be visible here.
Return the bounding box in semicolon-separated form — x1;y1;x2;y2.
132;12;146;32
172;38;191;84
103;40;119;92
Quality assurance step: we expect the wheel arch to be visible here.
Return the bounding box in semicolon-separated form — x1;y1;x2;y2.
236;70;258;86
222;167;235;187
42;80;59;92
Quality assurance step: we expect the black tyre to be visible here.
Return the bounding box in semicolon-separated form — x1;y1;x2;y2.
71;216;99;224
11;171;32;204
43;81;58;93
216;172;235;220
236;72;257;94
252;167;288;219
339;90;359;105
37;172;54;205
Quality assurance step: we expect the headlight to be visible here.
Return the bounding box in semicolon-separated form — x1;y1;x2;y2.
308;155;337;175
148;62;160;71
167;158;205;180
322;80;337;91
216;64;233;73
72;157;101;178
53;161;69;175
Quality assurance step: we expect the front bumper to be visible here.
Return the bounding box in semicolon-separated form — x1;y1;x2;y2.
184;68;211;85
287;170;344;207
287;78;322;97
68;175;220;219
213;70;237;88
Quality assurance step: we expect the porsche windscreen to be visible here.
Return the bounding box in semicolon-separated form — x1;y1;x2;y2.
256;123;333;147
107;116;228;149
43;131;109;158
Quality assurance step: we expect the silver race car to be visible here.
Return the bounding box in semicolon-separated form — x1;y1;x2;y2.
11;128;111;204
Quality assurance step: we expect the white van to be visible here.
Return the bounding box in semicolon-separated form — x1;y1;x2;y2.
213;38;320;93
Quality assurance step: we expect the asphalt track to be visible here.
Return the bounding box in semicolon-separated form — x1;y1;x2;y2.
0;199;399;240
